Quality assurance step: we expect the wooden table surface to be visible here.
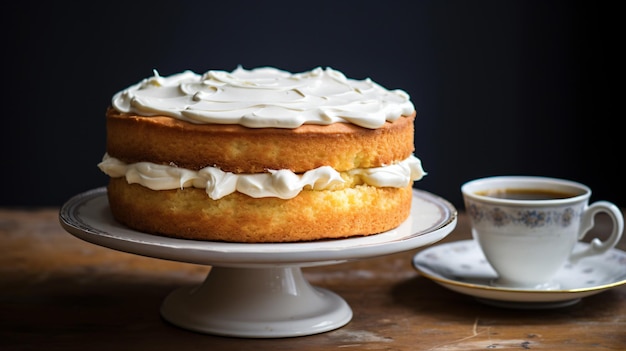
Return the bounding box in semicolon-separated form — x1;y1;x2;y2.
1;205;624;350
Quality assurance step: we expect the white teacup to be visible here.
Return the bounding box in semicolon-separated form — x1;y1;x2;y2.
461;176;624;290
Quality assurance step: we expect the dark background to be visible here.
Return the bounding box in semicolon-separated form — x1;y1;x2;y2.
3;1;622;211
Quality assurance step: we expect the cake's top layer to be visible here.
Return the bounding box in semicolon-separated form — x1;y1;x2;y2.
112;66;414;129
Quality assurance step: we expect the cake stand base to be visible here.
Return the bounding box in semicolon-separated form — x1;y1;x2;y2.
160;266;352;338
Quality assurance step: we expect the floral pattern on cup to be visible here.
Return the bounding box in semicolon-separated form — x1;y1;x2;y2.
465;201;578;228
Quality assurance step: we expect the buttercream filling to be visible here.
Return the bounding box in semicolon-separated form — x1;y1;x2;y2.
98;154;426;200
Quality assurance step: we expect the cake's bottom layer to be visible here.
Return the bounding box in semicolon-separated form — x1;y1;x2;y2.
106;177;413;243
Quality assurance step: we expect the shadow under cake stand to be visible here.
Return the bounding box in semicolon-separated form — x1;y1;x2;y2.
59;187;457;338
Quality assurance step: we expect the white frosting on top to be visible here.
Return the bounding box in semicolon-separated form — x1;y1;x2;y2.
112;66;415;129
98;154;426;200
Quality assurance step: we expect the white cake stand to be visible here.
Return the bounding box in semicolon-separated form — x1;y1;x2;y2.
59;187;457;338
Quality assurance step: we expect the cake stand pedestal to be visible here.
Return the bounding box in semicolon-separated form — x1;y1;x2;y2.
161;266;351;337
59;187;456;338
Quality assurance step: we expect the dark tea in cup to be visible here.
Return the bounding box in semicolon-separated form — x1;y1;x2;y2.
475;188;583;201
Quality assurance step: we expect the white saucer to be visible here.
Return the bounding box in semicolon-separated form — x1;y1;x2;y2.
413;240;626;309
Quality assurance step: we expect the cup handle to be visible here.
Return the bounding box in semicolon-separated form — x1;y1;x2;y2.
569;201;624;263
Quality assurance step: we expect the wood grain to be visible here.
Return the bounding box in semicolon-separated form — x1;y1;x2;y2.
1;208;624;350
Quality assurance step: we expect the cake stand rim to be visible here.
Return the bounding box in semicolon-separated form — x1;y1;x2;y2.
59;187;457;267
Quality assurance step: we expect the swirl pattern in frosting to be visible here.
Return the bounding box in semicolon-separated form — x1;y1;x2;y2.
112;66;415;129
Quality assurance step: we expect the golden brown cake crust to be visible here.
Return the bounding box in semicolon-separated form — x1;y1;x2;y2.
106;177;413;243
105;107;416;173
